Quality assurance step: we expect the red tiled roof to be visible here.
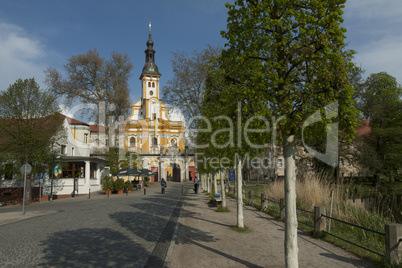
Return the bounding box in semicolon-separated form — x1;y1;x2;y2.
356;120;371;136
89;125;106;133
63;116;90;127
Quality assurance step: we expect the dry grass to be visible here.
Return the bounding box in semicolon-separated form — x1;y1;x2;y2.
264;175;332;210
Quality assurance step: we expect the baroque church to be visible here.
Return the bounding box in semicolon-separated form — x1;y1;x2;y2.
123;24;195;182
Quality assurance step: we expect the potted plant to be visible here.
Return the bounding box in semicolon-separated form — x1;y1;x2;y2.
125;180;134;193
143;177;150;187
113;178;125;194
101;176;113;195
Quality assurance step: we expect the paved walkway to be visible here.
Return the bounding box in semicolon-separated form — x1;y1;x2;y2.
166;190;376;268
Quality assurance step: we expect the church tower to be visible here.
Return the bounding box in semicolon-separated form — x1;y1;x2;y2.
140;22;161;120
124;23;195;183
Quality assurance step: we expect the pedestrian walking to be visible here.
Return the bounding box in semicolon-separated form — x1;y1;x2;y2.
161;178;167;194
193;176;199;194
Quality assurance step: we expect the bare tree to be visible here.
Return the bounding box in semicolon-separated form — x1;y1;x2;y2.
45;49;133;124
162;45;221;121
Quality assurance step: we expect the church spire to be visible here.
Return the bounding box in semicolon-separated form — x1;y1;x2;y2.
142;21;160;76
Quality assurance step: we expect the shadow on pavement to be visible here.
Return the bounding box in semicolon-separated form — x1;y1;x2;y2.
110;211;166;242
38;228;148;267
319;253;373;267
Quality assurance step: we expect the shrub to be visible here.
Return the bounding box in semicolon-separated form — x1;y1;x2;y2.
113;178;125;191
125;180;134;190
101;176;113;191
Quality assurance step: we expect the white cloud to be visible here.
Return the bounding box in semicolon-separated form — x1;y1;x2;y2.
344;0;402;84
354;35;402;83
0;23;48;91
345;0;402;23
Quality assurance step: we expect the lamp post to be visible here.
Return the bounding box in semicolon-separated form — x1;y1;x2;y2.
50;156;54;201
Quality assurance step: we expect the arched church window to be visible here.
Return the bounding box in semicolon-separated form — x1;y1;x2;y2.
130;137;135;147
152;82;155;87
152;137;158;147
148;82;151;87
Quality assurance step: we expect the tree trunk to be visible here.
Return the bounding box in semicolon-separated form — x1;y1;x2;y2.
220;170;227;208
207;173;211;193
283;134;298;268
213;171;218;194
237;159;244;228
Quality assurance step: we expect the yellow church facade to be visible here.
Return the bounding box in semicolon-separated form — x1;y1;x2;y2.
123;24;195;182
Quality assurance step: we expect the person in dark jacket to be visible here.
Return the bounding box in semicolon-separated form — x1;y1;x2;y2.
161;178;167;194
194;176;199;194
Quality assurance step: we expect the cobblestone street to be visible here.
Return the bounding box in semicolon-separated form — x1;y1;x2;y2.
0;182;184;268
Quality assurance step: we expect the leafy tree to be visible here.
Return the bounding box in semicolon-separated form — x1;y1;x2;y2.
162;45;221;122
108;147;139;174
0;78;65;202
357;72;402;184
45;49;133;124
204;1;359;266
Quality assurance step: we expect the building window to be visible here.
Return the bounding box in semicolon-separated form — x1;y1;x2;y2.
152;137;158;147
130;137;136;147
84;133;89;144
152;82;155;87
152;113;156;120
61;145;67;155
149;90;154;96
148;82;151;87
90;163;97;178
62;162;85;178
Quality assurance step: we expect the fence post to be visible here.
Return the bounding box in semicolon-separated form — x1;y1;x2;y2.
314;206;327;236
385;223;402;265
261;193;268;211
280;198;285;220
248;190;254;205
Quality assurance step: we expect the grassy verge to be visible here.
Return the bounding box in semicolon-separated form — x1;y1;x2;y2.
240;178;393;267
230;225;250;232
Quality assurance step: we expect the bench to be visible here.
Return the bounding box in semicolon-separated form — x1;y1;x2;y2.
213;193;222;205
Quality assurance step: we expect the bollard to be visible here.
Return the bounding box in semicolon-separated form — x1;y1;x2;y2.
248;190;254;205
144;187;146;195
314;206;327;236
89;189;91;199
385;223;402;265
280;198;285;220
107;188;110;198
261;193;268;211
126;188;128;196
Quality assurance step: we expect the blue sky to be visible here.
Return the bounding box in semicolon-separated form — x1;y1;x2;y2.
1;0;401;119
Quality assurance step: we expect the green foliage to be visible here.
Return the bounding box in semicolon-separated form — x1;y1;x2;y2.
108;147;119;174
101;176;113;191
113;178;125;191
198;0;359;174
216;205;230;212
109;148;139;174
0;78;63;165
0;78;64;202
230;225;250;233
142;177;150;186
356;72;402;183
124;180;134;190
